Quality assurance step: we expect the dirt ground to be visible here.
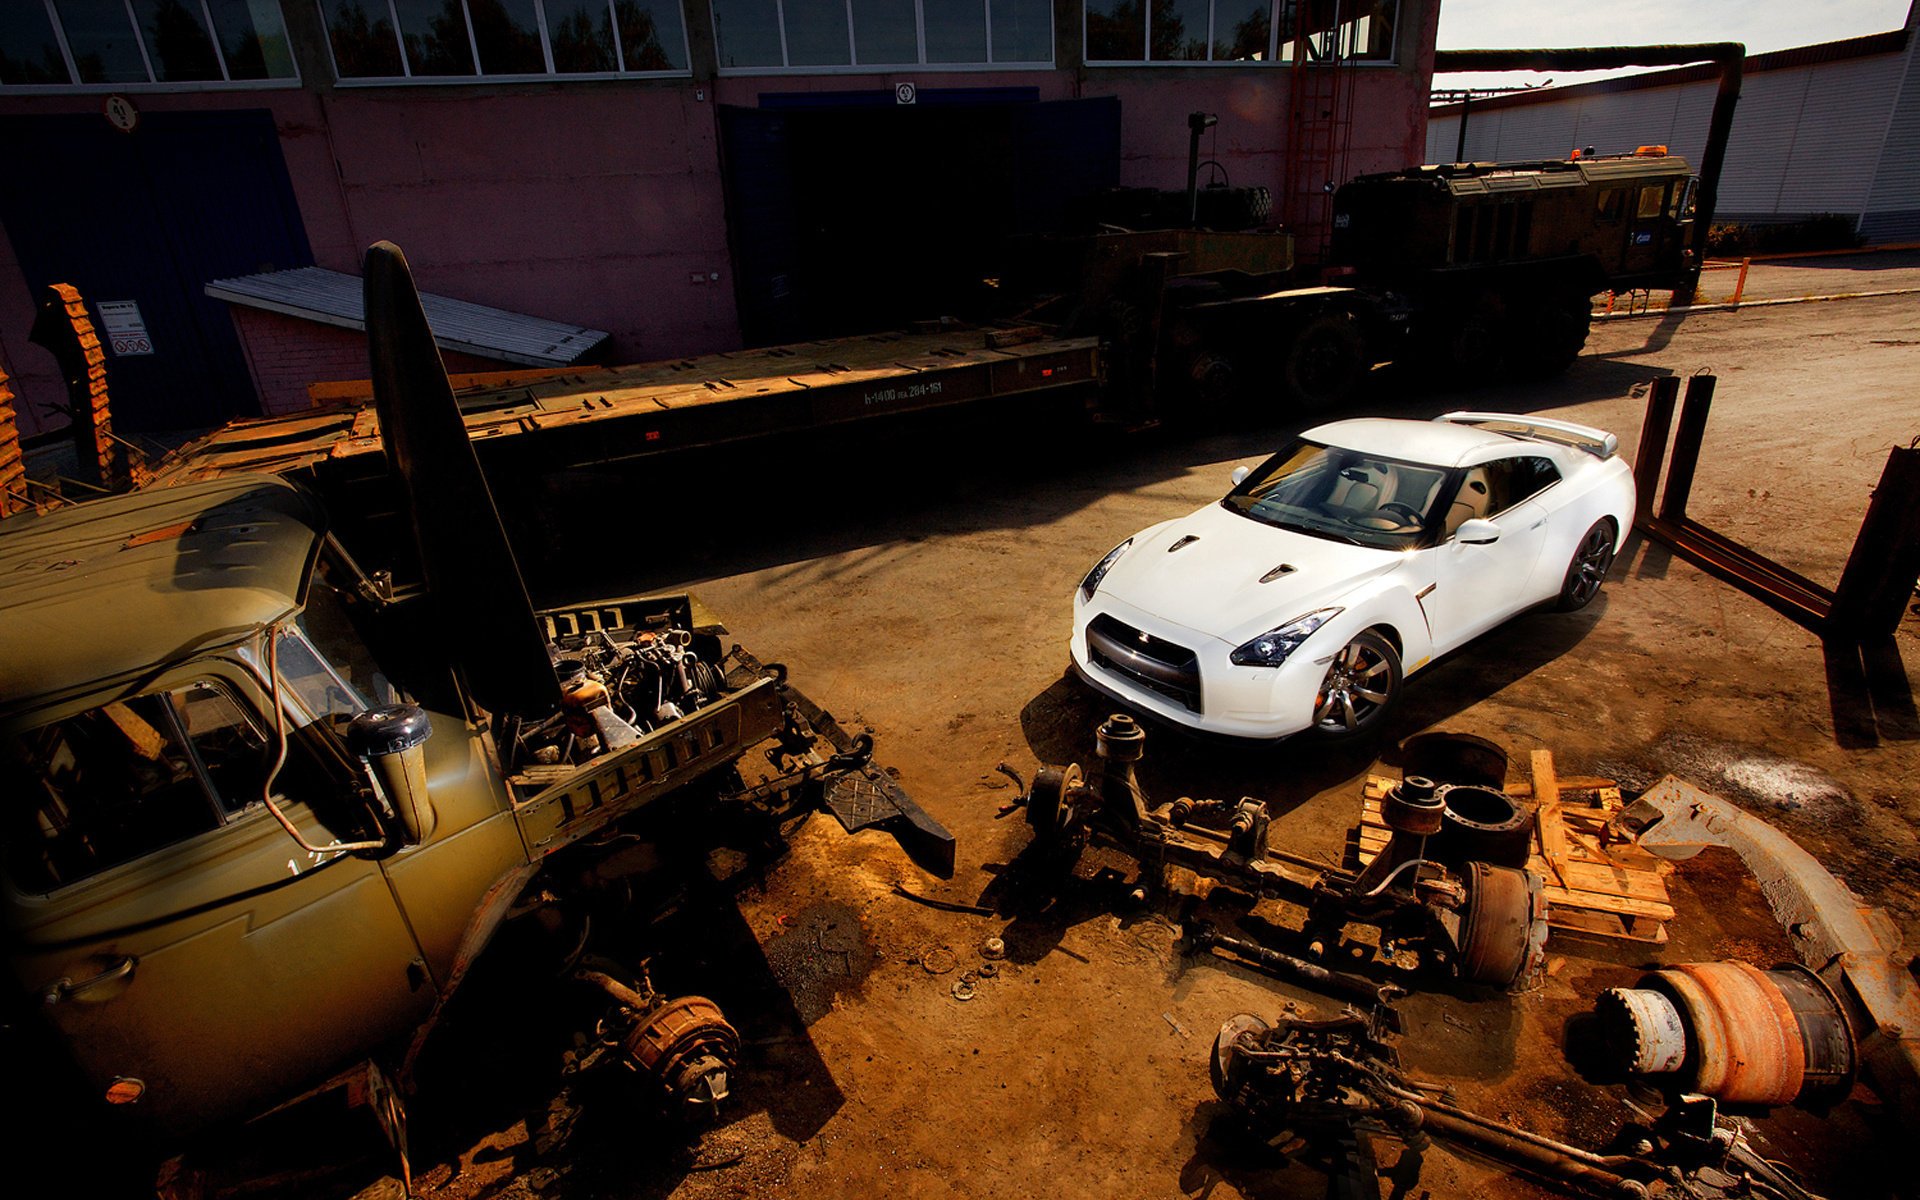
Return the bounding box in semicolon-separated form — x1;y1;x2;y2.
299;257;1918;1200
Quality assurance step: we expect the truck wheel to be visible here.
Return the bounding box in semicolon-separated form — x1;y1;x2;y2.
1280;312;1365;412
1515;293;1593;377
1437;291;1508;380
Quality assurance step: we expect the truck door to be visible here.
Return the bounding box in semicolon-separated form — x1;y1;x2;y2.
1622;181;1675;278
4;675;432;1140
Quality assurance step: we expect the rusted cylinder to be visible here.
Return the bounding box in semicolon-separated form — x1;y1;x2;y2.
1398;730;1508;788
1594;961;1856;1108
1433;783;1534;869
1381;775;1444;836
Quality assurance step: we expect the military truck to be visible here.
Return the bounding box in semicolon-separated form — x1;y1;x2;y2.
0;244;950;1186
1328;149;1699;377
1027;146;1704;417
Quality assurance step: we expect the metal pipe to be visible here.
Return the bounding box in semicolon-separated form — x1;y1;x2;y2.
1454;92;1471;163
1658;374;1716;522
1632;375;1681;524
1193;928;1397;1007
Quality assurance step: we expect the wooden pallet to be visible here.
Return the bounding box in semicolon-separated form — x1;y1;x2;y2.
1349;750;1675;945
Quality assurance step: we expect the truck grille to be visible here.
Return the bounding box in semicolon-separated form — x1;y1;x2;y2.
1086;614;1202;713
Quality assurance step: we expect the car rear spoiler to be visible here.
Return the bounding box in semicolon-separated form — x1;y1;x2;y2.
1436;412;1620;460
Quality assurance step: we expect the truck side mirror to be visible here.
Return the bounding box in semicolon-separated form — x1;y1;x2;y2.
347;705;436;845
1456;518;1501;545
1230;466;1250;487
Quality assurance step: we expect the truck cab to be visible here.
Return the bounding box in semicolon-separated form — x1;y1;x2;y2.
0;244;949;1180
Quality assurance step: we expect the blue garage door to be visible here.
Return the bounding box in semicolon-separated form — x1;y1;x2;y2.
0;109;311;432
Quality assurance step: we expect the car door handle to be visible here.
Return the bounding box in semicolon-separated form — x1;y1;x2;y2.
42;956;137;1005
1530;520;1545;530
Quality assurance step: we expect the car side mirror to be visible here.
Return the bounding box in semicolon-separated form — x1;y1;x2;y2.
347;705;436;845
1230;466;1250;486
1456;518;1500;545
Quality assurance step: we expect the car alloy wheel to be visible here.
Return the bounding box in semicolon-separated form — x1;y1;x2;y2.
1310;630;1401;738
1556;519;1616;611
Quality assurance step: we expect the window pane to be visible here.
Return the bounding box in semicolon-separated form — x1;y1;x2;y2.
1148;0;1204;60
783;0;849;65
989;0;1048;62
1;4;71;83
546;0;616;70
851;0;915;64
924;0;984;62
616;0;686;69
321;0;404;75
395;0;475;74
53;0;150;83
134;0;224;80
710;0;780;67
1211;0;1266;60
3;692;246;892
1343;0;1393;59
465;0;544;71
207;0;296;78
1084;0;1141;61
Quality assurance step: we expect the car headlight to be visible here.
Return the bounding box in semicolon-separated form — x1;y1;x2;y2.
1080;538;1133;600
1229;608;1344;667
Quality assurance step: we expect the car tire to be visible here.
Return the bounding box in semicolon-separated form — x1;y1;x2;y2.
1555;518;1617;611
1307;629;1402;740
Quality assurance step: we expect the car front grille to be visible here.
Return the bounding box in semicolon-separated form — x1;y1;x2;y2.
1086;614;1203;713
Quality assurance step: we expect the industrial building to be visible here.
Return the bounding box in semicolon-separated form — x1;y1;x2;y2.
0;0;1435;435
1428;4;1920;243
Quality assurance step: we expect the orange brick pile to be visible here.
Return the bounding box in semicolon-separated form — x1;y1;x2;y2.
47;283;126;489
0;368;24;517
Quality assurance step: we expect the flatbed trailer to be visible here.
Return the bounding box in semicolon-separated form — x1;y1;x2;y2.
149;326;1099;487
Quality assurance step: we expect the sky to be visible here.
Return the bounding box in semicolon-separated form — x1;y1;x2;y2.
1433;0;1916;91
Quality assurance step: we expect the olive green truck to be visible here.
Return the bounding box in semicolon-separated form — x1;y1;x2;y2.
0;245;951;1186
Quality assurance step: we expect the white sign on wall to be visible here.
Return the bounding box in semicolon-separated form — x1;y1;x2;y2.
97;300;154;356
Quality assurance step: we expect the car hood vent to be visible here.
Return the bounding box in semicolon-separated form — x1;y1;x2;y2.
1259;563;1297;583
1168;535;1199;553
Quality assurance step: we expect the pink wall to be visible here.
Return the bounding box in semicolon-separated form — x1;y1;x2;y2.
0;1;1437;438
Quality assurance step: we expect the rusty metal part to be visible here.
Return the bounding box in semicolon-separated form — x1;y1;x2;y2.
1434;784;1535;869
1008;718;1547;997
1596;962;1856;1109
1595;986;1689;1075
1380;776;1443;836
1622;776;1920;1124
1189;924;1402;1009
1025;762;1086;845
1212;1001;1829;1200
1398;731;1509;789
1457;862;1546;989
620;996;740;1116
1631;376;1919;640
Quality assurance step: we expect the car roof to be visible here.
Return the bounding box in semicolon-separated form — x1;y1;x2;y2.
0;474;324;724
1302;417;1524;468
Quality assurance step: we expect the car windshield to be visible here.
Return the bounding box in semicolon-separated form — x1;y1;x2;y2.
1223;439;1452;550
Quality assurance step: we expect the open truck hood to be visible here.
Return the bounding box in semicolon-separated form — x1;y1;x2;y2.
364;242;561;717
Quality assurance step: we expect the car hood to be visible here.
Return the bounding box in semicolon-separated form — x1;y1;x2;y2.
1095;502;1406;644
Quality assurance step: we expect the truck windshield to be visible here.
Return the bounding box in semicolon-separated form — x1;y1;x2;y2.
1222;439;1450;550
250;548;396;723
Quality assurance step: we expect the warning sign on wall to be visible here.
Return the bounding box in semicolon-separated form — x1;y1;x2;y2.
96;300;154;356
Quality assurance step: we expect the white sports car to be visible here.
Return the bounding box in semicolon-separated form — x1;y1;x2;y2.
1070;413;1636;740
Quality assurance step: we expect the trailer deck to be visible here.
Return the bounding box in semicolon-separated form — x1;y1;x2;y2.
149;326;1099;485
